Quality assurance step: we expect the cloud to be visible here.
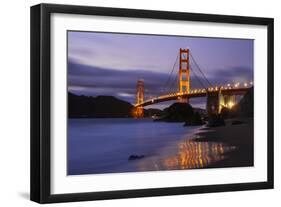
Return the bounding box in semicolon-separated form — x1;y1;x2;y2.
187;65;253;89
208;66;253;84
68;60;171;103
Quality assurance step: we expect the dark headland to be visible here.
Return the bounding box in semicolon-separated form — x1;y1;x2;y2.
68;92;162;118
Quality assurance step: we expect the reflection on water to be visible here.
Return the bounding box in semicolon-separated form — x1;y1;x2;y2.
138;140;237;171
68;118;238;174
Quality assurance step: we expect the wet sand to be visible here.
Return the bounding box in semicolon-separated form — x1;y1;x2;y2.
192;118;254;168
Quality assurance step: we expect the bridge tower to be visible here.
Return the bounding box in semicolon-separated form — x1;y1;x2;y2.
136;79;144;105
133;79;144;118
179;48;190;102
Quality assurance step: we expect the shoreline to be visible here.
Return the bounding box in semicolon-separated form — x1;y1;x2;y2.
68;117;254;174
192;117;254;168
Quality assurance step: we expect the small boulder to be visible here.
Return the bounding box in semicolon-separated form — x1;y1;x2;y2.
128;154;145;160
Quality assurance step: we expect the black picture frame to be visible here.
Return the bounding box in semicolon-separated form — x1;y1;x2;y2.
30;3;274;204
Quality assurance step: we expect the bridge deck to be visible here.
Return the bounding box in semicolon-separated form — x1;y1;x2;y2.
135;87;250;107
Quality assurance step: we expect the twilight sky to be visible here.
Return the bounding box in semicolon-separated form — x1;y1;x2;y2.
67;31;253;109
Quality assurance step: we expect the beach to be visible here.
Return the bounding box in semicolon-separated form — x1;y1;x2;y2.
193;118;254;168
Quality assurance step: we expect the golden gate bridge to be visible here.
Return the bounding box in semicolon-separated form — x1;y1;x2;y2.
133;48;253;118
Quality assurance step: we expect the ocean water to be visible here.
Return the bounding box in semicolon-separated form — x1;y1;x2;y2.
67;118;232;175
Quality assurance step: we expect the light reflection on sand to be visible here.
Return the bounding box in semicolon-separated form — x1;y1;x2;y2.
164;140;237;170
137;140;237;171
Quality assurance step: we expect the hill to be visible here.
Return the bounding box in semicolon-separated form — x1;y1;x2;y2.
68;93;133;118
68;93;164;118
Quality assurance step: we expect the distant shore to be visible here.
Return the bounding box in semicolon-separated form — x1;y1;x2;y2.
193;118;254;168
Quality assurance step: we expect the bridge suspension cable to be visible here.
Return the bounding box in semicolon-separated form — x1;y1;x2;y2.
169;70;179;93
190;65;208;89
163;52;179;93
190;52;213;88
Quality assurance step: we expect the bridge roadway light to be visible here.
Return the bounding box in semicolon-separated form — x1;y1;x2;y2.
244;83;248;87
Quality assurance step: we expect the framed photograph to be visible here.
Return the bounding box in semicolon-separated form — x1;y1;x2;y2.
30;3;274;203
